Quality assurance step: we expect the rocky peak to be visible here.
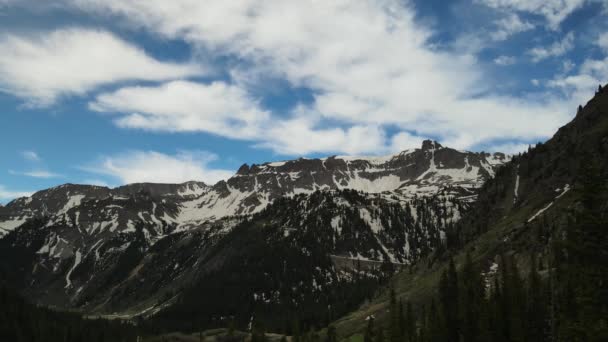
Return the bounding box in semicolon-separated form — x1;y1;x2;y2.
236;163;250;175
1;141;509;235
421;139;442;150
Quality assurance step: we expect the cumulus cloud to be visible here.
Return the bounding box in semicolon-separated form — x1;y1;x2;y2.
490;13;534;41
549;55;608;104
90;80;270;139
0;28;205;106
90;81;413;155
85;150;234;185
261;119;390;155
477;0;587;29
71;0;578;155
390;132;426;152
528;32;575;62
494;55;517;65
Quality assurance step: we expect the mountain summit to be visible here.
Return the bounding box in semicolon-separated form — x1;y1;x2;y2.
1;140;507;236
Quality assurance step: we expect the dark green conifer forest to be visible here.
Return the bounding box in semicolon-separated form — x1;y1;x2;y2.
363;163;608;342
0;285;136;342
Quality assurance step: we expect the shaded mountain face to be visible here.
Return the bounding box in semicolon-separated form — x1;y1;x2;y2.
330;85;608;339
0;140;507;329
455;85;608;244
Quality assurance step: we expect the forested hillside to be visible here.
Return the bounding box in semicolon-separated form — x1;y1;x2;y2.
334;85;608;342
0;284;136;342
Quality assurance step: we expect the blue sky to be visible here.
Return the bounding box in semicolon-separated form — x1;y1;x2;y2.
1;0;607;201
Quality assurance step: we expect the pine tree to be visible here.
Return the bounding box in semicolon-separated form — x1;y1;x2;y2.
405;302;415;342
375;324;385;342
326;326;337;342
525;254;546;341
439;258;459;342
364;317;375;342
388;289;400;342
497;254;526;342
461;252;483;342
251;320;266;342
557;160;608;341
398;300;405;341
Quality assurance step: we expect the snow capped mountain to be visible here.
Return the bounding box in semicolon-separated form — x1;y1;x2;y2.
0;181;209;238
0;139;507;320
176;140;507;225
0;140;506;237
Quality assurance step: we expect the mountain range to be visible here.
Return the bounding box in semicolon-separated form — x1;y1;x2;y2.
0;140;507;328
1;85;607;341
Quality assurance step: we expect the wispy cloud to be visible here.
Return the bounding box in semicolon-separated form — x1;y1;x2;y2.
90;80;270;140
490;13;534;41
494;55;517;66
9;169;62;178
21;150;40;162
0;28;205;106
528;32;575;62
0;185;32;201
85;150;234;185
485;142;530;154
598;32;608;52
477;0;588;30
81;179;111;187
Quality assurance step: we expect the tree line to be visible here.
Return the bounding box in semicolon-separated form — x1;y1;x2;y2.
363;160;607;341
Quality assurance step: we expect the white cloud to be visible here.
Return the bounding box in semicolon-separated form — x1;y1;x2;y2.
528;32;575;62
490;13;534;41
0;28;205;106
81;179;111;187
86;150;234;185
484;142;530;154
23;170;62;178
598;32;608;52
9;169;62;178
90;80;421;155
260;119;391;155
562;60;576;73
390;132;426;152
477;0;587;30
21;150;40;162
494;55;517;65
90;80;270;139
71;0;578;154
548;52;608;110
0;185;32;201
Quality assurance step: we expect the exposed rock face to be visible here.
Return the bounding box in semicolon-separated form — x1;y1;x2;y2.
181;140;507;224
1;141;507;236
0;140;507;322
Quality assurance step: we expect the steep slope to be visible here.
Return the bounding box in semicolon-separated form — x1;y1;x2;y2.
331;85;608;339
0;140;507;331
180;141;506;224
146;190;467;333
0;181;207;238
0;190;463;319
0;141;506;237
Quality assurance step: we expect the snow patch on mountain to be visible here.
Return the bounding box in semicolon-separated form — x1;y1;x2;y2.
59;194;85;214
65;250;82;288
